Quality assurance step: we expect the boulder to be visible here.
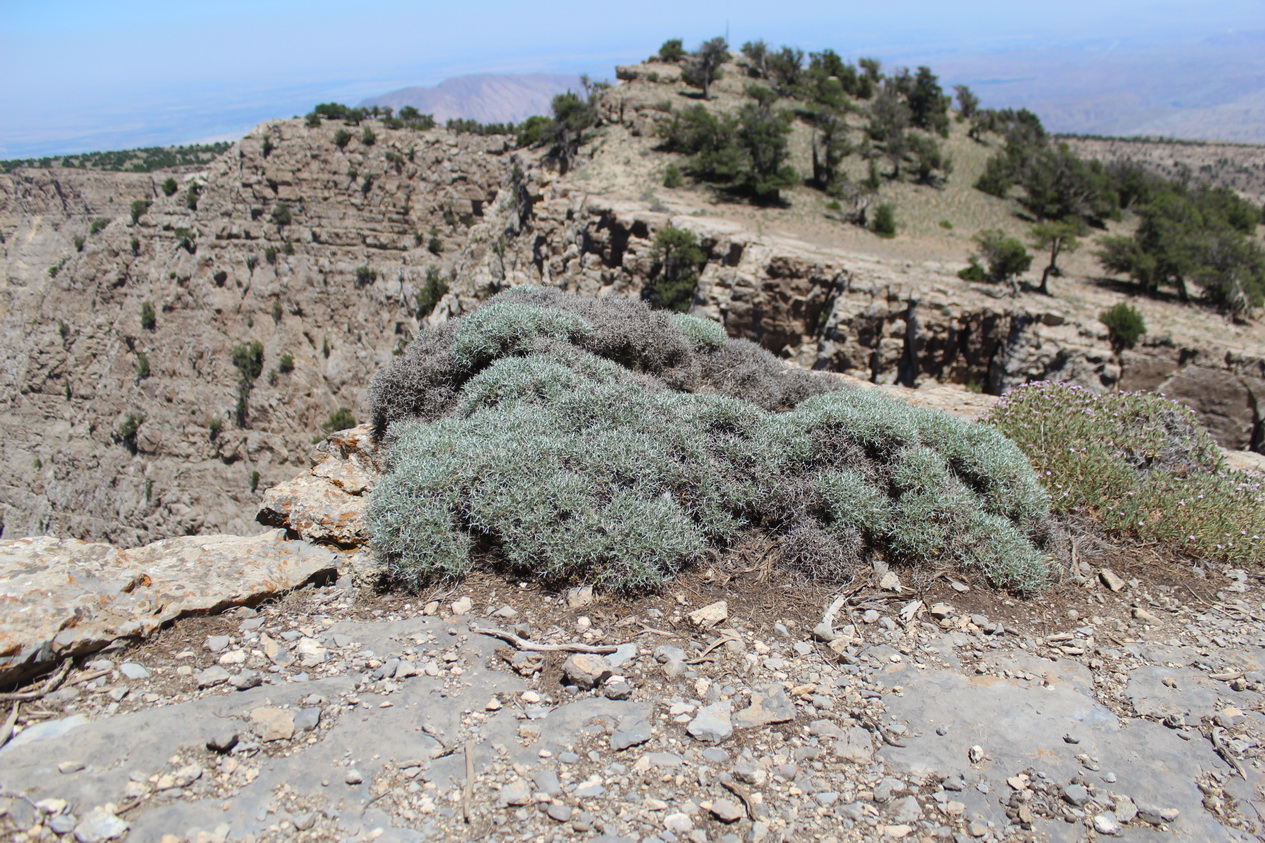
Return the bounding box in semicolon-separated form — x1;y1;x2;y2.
257;425;380;547
0;531;339;685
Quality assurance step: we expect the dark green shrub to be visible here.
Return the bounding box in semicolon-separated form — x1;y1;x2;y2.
232;341;264;382
333;129;352;149
361;127;377;146
988;382;1262;566
663;165;683;188
278;353;295;373
185;186;199;210
305;112;321;128
368;289;1054;594
658;38;686;62
972;229;1032;290
173;227;195;253
323;407;357;433
264;246;277;264
135;353;150;380
427;235;442;255
140;301;156;330
90;218;109;235
415;267;448;318
958;257;987;283
250;470;261;492
645;227;706;311
231;340;265;425
130;200;149;224
872;203;897;237
271;203;292;226
1099;301;1147;351
355;266;377;286
74;236;85;252
114;413;144;454
162;177;178;196
208;417;223;441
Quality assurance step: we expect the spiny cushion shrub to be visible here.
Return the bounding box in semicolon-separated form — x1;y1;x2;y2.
987;381;1263;565
368;289;1056;594
367;286;836;438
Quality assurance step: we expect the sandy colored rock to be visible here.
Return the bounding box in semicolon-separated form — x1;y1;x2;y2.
561;653;611;690
734;684;796;729
250;707;296;742
0;531;338;685
1099;569;1127;592
688;600;728;628
256;426;379;547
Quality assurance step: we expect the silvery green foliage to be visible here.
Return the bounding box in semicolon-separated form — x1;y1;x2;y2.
671;312;728;349
450;302;591;369
369;294;1054;594
368;287;829;438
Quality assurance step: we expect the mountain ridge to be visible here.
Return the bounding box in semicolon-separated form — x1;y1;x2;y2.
359;72;584;124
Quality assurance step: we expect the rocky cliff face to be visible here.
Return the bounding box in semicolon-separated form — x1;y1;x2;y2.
444;171;1265;454
0;122;508;546
1;80;1261;548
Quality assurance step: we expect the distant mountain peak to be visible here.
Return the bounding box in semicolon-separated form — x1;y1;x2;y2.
360;73;585;124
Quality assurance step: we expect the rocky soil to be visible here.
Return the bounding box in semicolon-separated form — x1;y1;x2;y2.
3;533;1264;842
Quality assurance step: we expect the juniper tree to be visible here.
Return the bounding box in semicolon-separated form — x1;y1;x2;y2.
1029;218;1087;295
684;37;729;100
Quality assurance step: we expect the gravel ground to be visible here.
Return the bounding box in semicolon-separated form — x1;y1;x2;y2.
2;549;1263;842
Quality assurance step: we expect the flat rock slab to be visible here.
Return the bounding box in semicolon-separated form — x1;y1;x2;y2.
874;659;1234;841
0;609;653;842
1126;665;1228;721
0;531;339;685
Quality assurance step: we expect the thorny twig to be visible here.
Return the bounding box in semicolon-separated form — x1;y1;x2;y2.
462;739;475;824
636;627;681;638
0;661;73;703
688;634;741;665
720;777;758;820
1210;727;1246;779
468;625;620;654
0;703;20;750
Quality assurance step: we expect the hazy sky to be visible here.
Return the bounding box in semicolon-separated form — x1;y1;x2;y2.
2;0;1263;157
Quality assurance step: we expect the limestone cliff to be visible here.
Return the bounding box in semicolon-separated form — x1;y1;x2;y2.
443;166;1265;453
0;124;507;546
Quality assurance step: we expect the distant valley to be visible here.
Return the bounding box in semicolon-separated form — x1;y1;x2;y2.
925;29;1265;143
